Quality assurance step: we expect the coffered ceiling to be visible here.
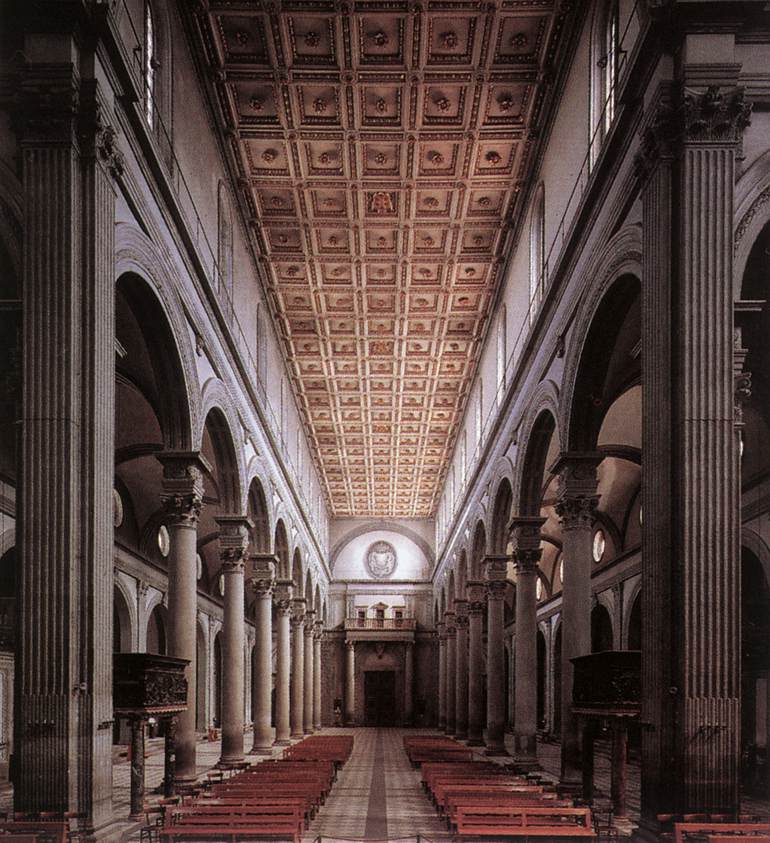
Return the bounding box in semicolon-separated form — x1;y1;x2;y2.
189;1;577;518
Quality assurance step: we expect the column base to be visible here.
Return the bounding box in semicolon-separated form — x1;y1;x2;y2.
511;755;540;772
484;746;509;757
466;738;484;746
217;757;245;769
304;728;314;735
456;729;468;740
250;746;274;755
273;739;292;746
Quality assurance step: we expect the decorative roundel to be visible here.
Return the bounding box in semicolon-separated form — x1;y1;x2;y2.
639;505;643;526
592;529;606;563
365;540;397;579
196;554;203;580
559;558;565;585
113;488;124;528
218;574;225;597
536;578;543;601
158;525;170;557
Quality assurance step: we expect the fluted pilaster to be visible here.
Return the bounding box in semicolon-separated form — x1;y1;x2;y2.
345;641;355;725
636;76;748;827
16;60;121;825
313;622;323;730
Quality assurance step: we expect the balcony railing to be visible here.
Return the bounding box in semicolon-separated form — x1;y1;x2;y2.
344;618;416;631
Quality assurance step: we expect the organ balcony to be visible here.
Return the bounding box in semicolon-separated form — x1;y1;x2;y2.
343;616;416;642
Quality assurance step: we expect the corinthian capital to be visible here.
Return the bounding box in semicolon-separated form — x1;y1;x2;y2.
217;515;252;572
158;451;211;528
248;553;277;597
551;452;601;533
683;85;752;144
273;579;293;615
290;597;306;629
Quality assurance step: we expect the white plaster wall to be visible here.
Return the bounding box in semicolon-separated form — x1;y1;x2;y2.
333;530;431;581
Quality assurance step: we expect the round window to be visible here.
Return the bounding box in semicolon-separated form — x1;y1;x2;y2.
592;529;606;563
559;558;565;585
196;553;203;580
218;573;225;597
536;578;543;601
112;488;124;528
158;525;170;557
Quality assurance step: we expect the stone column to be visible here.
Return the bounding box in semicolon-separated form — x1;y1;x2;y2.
290;598;306;737
484;555;509;755
249;555;276;754
345;641;355;725
15;50;122;824
303;610;316;734
467;582;486;745
635;69;749;829
313;621;323;730
160;453;209;785
550;454;600;791
404;642;414;726
216;517;251;767
444;611;457;735
510;516;546;767
454;599;470;739
437;623;447;731
273;581;293;745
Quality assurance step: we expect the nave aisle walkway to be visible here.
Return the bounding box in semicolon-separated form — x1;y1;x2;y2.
306;728;445;842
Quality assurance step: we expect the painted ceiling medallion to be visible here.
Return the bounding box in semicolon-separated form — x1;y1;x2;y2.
436;96;451;112
441;30;459;49
234;30;250;46
485;150;502;164
313;97;328;113
366;540;397;579
424;196;439;208
374;151;387;164
511;32;529;48
371;30;389;47
249;96;264;111
370;192;395;214
428;150;444;165
478;196;491;206
375;97;388;113
261;148;277;163
498;93;514;111
318;151;333;164
304;30;320;47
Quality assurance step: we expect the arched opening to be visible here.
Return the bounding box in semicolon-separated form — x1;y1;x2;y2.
274;520;290;579
248;478;270;553
0;547;16;779
113;586;133;655
146;603;168;656
590;603;613;653
490;479;513;554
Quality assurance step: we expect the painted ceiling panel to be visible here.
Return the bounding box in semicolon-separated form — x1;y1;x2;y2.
190;0;576;517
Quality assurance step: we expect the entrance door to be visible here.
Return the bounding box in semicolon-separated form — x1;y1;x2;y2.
364;671;397;726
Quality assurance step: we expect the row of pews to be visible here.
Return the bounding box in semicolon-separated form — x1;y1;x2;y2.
405;735;595;839
149;734;354;843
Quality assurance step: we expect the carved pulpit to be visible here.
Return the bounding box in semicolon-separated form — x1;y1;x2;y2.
114;654;188;819
571;651;641;827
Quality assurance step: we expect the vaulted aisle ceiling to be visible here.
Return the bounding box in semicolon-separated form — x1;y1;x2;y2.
189;1;577;518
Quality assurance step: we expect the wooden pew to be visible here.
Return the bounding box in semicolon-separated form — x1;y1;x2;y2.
159;824;299;843
673;823;770;843
0;820;68;843
455;805;596;839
